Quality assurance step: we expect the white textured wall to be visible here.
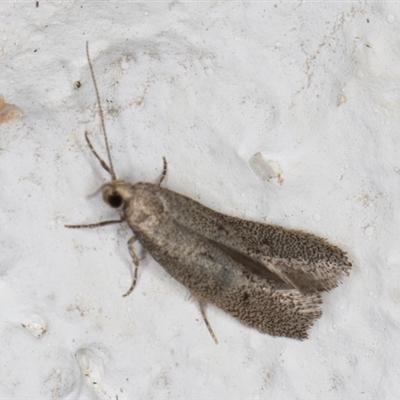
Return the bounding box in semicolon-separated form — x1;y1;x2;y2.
1;2;399;398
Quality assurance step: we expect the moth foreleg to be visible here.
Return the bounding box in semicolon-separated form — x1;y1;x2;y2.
65;219;123;229
123;235;142;297
198;298;218;344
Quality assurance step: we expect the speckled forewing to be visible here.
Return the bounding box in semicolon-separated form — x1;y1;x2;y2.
153;184;352;292
131;211;323;340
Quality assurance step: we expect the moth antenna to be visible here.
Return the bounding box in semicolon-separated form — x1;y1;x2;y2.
84;131;112;176
86;41;117;181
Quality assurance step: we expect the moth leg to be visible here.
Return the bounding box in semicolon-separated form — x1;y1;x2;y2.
198;299;219;344
185;292;193;302
65;219;123;229
157;156;168;185
123;235;142;297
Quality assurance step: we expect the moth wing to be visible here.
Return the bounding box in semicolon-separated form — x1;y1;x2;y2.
136;216;322;340
210;239;322;293
160;187;352;293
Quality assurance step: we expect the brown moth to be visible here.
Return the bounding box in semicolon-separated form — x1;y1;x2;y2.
66;42;352;342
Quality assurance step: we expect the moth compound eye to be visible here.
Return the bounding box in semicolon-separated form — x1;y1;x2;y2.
102;185;126;209
108;192;123;208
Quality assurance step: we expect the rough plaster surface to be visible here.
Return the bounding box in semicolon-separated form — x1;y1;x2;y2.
1;2;400;399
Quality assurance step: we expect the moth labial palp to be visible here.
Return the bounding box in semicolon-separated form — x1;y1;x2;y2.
66;42;352;343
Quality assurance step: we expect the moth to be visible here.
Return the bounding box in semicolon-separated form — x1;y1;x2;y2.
67;42;352;342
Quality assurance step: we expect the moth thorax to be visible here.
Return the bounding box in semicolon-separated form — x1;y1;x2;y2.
126;186;167;229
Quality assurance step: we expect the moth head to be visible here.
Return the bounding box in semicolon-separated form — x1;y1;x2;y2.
101;180;134;209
